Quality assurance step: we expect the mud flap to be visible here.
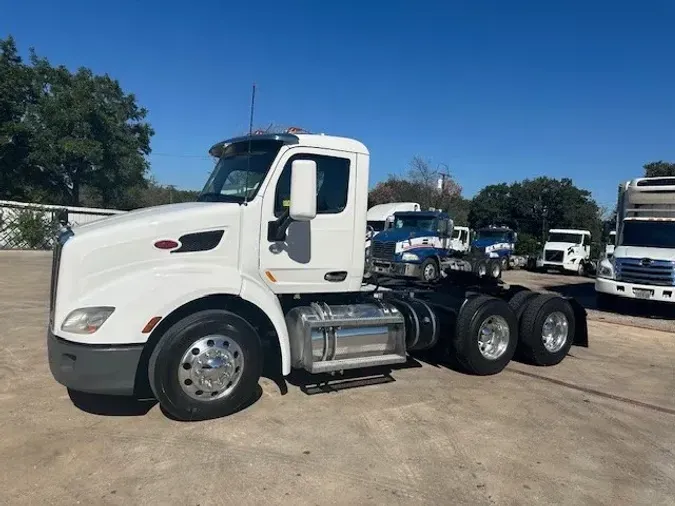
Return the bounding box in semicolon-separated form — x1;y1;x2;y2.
567;297;589;347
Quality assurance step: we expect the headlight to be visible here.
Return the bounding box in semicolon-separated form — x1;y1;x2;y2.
401;252;419;261
597;259;614;280
61;307;115;334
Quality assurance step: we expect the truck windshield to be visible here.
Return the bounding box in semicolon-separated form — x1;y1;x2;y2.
367;220;386;232
621;221;675;249
198;140;285;202
477;230;508;241
548;233;583;244
393;216;435;231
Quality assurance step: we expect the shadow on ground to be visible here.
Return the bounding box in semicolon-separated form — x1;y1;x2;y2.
543;281;675;321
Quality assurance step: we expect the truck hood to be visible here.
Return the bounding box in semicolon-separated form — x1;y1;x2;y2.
544;242;581;250
614;246;675;262
373;227;434;243
72;202;229;235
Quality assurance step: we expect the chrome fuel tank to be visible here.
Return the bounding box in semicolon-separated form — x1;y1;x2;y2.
285;302;406;374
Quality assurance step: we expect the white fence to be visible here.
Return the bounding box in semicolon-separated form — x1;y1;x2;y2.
0;200;125;250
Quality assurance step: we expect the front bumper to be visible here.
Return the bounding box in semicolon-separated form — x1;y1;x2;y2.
48;330;144;396
595;277;675;303
542;260;577;272
370;260;421;278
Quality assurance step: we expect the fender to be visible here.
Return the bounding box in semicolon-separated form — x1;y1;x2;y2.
58;262;244;345
240;275;291;376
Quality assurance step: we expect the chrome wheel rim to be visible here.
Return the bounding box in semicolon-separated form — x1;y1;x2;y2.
178;335;244;401
477;315;510;360
541;311;569;353
424;263;436;280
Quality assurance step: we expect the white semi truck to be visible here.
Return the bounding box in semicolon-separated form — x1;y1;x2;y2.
47;130;588;421
605;230;616;258
541;228;592;275
596;176;675;309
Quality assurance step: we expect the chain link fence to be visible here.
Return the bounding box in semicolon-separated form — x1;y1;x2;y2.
0;200;124;250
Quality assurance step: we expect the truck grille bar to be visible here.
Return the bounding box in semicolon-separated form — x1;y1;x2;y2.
544;250;563;262
372;241;396;261
615;258;675;286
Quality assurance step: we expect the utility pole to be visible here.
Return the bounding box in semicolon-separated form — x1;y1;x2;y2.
435;163;451;210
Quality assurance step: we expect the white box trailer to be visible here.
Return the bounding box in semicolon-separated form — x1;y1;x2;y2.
47;130;588;421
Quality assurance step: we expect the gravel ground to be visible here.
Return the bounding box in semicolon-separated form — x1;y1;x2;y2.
1;251;674;505
503;269;675;334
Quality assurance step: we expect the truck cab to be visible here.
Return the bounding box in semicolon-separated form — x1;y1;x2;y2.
596;176;675;308
471;226;517;270
541;228;592;275
450;226;471;254
368;210;454;282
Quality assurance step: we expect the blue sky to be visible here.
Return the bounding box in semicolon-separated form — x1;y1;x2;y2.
2;0;674;210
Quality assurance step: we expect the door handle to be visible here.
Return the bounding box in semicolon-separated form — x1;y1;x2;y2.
324;271;347;282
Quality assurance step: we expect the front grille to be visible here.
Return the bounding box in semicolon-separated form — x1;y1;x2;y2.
49;241;63;329
372;241;396;260
615;258;675;286
544;250;563;262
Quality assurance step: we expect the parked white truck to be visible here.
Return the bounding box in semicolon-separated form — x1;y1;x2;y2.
47;130;588;420
450;226;471;254
605;230;616;258
541;228;592;275
596;176;675;309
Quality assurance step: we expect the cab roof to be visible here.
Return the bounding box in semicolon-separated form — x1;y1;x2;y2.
208;133;369;158
549;228;591;235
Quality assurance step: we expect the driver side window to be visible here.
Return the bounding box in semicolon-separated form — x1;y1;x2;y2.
274;153;350;217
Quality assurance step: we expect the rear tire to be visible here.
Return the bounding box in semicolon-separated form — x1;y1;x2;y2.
453;295;518;375
518;294;575;366
148;309;262;421
508;290;539;320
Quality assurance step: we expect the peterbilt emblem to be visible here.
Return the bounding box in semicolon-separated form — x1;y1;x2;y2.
640;258;653;266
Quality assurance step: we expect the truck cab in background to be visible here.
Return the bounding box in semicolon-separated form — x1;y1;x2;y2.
541;229;592;275
369;210;454;282
471;226;517;270
450;226;471;254
596;176;675;309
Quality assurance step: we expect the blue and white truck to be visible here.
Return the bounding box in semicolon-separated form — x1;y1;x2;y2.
368;210;500;282
471;226;518;270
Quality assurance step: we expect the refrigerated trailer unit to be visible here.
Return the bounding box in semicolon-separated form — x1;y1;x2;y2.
47;130;588;421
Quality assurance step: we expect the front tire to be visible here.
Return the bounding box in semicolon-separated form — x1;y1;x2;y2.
420;258;439;282
500;256;509;271
148;309;262;421
453;295;518;375
518;294;575;366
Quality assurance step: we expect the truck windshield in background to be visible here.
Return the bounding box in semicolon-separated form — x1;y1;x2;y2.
367;220;386;232
477;229;508;242
198;140;285;203
548;233;583;244
621;221;675;249
394;216;435;231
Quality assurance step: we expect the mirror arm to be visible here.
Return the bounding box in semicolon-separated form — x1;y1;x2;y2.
267;208;294;242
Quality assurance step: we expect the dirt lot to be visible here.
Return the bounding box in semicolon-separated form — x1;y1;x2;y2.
1;252;674;505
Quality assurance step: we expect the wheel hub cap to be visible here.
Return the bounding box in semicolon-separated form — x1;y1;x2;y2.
541;311;569;353
477;315;510;360
178;335;244;401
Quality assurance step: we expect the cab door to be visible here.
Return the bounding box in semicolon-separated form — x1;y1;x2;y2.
258;147;357;293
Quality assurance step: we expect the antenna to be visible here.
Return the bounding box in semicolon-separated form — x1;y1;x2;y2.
243;83;256;204
248;83;256;136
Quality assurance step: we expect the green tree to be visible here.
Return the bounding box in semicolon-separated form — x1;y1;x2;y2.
0;35;153;206
368;157;469;224
643;161;675;178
